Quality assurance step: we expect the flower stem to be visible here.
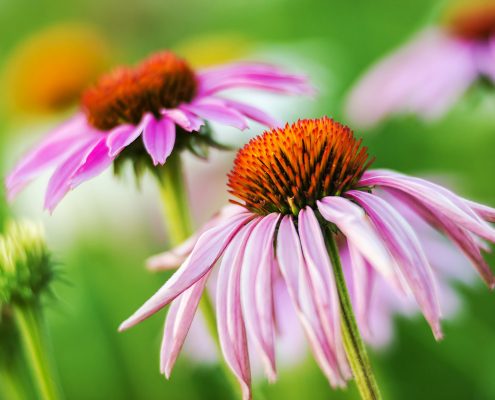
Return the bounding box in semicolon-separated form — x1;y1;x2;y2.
325;233;382;400
156;153;239;398
12;303;62;400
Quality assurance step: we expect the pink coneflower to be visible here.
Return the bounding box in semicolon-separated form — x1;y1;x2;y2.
119;117;495;399
346;0;495;128
5;51;311;211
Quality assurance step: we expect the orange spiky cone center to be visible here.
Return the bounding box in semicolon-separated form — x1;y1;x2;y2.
81;51;197;131
227;117;374;216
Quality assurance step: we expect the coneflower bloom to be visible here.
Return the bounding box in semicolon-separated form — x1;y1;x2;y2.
346;0;495;128
119;117;495;399
5;51;311;211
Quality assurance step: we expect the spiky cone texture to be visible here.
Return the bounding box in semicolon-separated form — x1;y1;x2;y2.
120;117;495;399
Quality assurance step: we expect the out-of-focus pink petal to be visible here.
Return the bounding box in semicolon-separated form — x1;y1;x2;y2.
465;199;495;223
119;212;251;331
361;170;495;243
106;121;145;157
43;137;101;212
6;114;90;200
348;190;443;339
277;216;346;387
142;116;176;166
70;138;115;189
297;207;350;380
345;29;478;128
160;271;211;378
475;36;495;82
220;99;280;127
240;214;279;381
162;108;205;132
317;196;396;282
217;220;259;400
182;99;249;130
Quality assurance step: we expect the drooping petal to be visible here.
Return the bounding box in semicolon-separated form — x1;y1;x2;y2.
106;121;145;157
182;99;249;130
220;99;280;127
6;114;91;200
217;220;259;400
361;170;495;243
240;214;279;381
162;108;205;132
43;137;101;212
276;216;346;387
348;190;443;339
142;116;176;165
317;196;396;281
119;212;251;331
297;207;350;380
465;199;495;223
70;137;115;189
160;271;211;378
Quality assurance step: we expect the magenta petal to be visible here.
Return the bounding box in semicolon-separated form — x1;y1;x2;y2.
6;114;91;200
182;100;249;130
119;213;250;331
43;138;100;212
106;121;144;157
277;216;345;387
466;200;495;223
221;99;280;127
160;272;210;378
348;190;443;339
163;109;205;132
70;138;115;189
142;116;176;166
217;221;257;400
240;214;278;381
297;207;350;379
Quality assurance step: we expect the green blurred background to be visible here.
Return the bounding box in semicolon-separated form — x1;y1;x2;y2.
1;0;495;399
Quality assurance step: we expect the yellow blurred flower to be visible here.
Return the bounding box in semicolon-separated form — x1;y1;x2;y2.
2;23;110;114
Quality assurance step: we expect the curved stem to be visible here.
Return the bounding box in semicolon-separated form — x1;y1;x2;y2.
324;233;382;400
156;153;239;399
12;304;62;400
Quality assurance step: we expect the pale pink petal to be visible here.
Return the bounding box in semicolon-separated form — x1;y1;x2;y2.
317;196;396;281
346;29;478;128
475;36;495;82
277;216;345;387
43;137;101;212
297;207;350;380
142;116;176;166
465;199;495;223
348;190;442;339
217;221;258;400
182;100;248;130
106;120;145;157
6;114;91;200
160;271;210;378
119;212;251;331
70;138;115;189
162;109;205;132
220;99;280;127
240;214;279;381
361;170;495;243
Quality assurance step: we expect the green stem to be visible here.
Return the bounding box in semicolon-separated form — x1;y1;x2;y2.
325;233;382;400
155;152;239;399
12;304;62;400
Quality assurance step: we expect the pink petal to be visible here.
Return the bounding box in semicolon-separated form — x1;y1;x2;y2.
142;116;176;166
119;212;251;331
220;99;280;127
361;170;495;243
317;196;396;282
106;121;145;157
162;109;205;132
182;100;248;130
465;199;495;223
297;207;350;380
43;137;101;212
6;114;91;200
70;138;115;189
348;190;443;339
217;221;258;400
276;216;346;387
240;214;279;381
160;272;210;378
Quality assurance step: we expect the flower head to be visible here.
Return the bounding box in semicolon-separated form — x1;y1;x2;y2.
119;117;495;398
346;0;495;128
6;50;312;212
0;221;54;309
